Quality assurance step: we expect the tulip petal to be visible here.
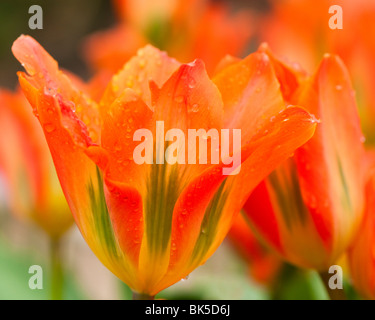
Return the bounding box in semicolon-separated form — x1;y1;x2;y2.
154;106;316;293
188;107;317;270
152;59;223;132
213;54;240;76
136;59;224;293
245;159;330;269
257;43;307;101
213;52;286;142
13;36;141;288
293;54;365;256
349;170;375;299
12;35;101;143
100;44;181;109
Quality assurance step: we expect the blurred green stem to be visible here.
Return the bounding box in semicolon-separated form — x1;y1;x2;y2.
50;238;63;300
319;272;346;300
132;292;155;300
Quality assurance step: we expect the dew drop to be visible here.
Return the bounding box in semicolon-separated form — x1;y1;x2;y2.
188;79;196;89
174;95;184;103
114;143;122;152
44;123;55;133
309;196;317;209
190;103;199;113
181;275;189;281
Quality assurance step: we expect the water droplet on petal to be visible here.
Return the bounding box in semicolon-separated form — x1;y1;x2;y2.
190;103;199;113
181;275;189;281
188;79;196;89
114;143;122;152
175;95;184;103
44;123;56;133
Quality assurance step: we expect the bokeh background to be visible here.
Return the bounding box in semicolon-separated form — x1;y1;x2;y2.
0;0;270;89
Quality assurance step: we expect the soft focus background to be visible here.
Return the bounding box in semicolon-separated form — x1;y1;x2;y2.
0;0;269;89
0;0;364;300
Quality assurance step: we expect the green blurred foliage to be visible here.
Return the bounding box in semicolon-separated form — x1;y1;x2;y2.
0;236;85;300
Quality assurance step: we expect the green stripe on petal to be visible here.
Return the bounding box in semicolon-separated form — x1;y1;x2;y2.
267;160;308;230
144;162;181;258
337;156;352;212
87;166;118;258
190;179;229;265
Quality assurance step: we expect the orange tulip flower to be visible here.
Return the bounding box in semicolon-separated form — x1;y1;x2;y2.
0;89;72;239
243;51;365;271
83;0;252;74
13;35;316;297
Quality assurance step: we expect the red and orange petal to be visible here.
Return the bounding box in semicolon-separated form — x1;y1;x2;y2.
13;37;143;287
293;54;365;256
213;52;286;141
13;35;101;144
155;107;317;294
0;90;45;215
257;43;307;102
0;89;72;238
242;54;365;270
228;212;281;285
349;168;375;300
100;44;181;109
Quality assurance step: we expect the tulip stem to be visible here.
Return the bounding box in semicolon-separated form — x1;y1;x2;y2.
50;238;64;300
132;292;155;300
319;271;346;300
